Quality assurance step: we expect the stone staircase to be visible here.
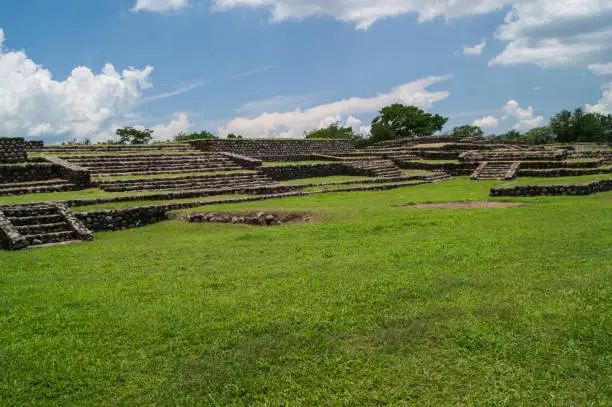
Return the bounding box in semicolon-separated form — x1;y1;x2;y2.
471;162;520;180
0;203;93;249
347;160;403;178
97;172;278;192
0;179;81;196
62;153;244;177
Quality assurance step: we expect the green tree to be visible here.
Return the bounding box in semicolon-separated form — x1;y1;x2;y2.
452;125;484;138
525;126;555;145
115;127;153;145
550;108;612;143
174;130;217;142
304;123;356;139
370;104;448;143
227;133;243;139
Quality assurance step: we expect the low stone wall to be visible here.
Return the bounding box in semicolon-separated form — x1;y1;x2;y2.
218;152;262;169
519;160;602;169
490;178;612;196
566;150;612;162
24;140;44;150
0;138;27;163
43;156;91;188
189;139;354;158
0;210;28;250
75;206;171;232
0;163;61;183
517;167;612;177
419;151;462;160
259;163;367;181
460;151;566;162
395;160;477;176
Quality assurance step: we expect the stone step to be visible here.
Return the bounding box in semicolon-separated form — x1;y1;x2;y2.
23;231;78;247
0;183;79;197
0;179;68;190
8;214;65;226
102;180;276;192
16;222;73;235
1;205;58;217
70;157;233;166
93;166;244;177
100;174;269;187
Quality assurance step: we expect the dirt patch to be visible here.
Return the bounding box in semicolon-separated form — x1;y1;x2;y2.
403;201;526;209
185;211;317;226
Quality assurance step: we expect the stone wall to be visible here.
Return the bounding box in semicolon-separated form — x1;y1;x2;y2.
0;163;61;183
0;138;27;163
218;152;262;169
24;140;44;150
395;160;477;176
517;167;612;177
189;139;354;158
43;156;91;188
490;178;612;196
259;163;367;181
75;206;171;232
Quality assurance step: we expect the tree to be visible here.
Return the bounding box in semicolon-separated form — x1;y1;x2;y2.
524;126;555;145
452;125;484;138
115;127;153;145
370;104;448;143
174;130;217;142
304;123;356;139
550;108;612;143
227;133;243;139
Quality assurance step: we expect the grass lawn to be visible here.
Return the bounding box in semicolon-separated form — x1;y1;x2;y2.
1;178;611;405
280;175;373;185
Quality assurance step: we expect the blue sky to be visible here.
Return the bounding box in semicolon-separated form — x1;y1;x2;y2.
0;0;610;142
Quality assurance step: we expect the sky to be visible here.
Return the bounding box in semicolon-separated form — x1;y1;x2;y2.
0;0;611;143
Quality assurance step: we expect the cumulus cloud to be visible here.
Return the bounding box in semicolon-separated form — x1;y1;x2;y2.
588;62;612;76
219;75;452;138
0;29;153;141
586;82;612;114
472;99;544;132
490;0;612;67
461;39;487;56
472;115;499;128
132;0;188;12
148;112;193;141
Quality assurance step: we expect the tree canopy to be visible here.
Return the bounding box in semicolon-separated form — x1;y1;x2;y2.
174;130;217;142
369;104;448;144
550;108;611;143
451;125;484;138
115;127;153;145
304;123;357;139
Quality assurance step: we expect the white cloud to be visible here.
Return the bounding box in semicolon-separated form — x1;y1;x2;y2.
220;75;452;138
212;0;510;30
586;82;612;114
132;0;188;12
588;62;612;76
490;0;612;67
472;115;499;128
461;39;487;56
149;112;193;141
235;92;325;116
472;99;545;132
0;29;153;141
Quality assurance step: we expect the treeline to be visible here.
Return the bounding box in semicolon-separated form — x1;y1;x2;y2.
62;104;610;146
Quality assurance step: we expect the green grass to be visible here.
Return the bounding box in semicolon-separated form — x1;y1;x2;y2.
1;178;610;405
279;175;373;185
69;194;252;212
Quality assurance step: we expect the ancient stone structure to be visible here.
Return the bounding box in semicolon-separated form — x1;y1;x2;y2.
189;139;354;159
0;138;27;163
471;162;520;180
490;178;612;196
23;140;44;150
0;203;93;249
185;211;313;226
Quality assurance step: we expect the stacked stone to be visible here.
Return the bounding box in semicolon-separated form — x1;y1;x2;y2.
259;163;367;181
0;138;27;163
23;140;44;150
186;211;312;226
0;163;61;183
189;139;354;158
76;206;169;231
490;178;612;196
